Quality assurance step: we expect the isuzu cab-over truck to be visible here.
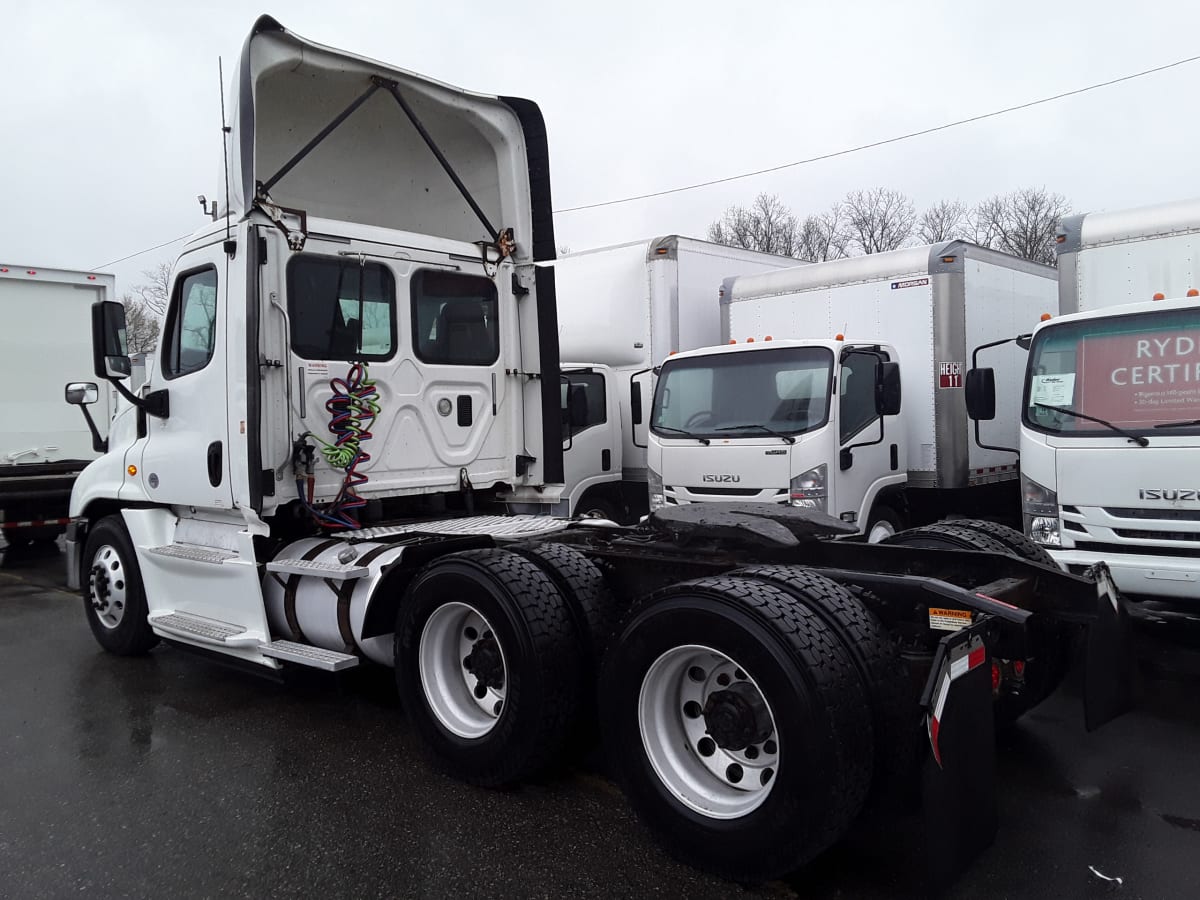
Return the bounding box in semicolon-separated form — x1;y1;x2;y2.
647;243;1058;541
64;16;1132;885
968;198;1200;612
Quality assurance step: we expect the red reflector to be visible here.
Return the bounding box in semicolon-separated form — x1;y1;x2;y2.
87;275;97;280
26;270;37;275
968;645;986;671
1013;659;1026;677
991;660;1001;691
0;267;8;272
928;716;942;767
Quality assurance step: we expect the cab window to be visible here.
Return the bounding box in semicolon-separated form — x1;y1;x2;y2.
288;257;396;361
411;271;499;366
162;267;218;379
839;351;880;443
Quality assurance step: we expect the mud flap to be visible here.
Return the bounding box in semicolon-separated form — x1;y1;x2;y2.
920;620;997;889
1082;562;1135;731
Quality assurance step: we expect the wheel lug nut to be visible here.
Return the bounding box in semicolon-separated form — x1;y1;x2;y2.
744;745;759;760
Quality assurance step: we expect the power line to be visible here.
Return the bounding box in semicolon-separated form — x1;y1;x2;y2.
553;53;1200;214
94;233;191;271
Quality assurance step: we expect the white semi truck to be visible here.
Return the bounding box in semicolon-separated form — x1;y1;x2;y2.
63;16;1133;885
0;265;115;545
647;243;1058;540
519;237;800;523
968;198;1200;610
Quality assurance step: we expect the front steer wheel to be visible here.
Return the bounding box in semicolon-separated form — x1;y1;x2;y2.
599;576;873;882
395;548;582;787
82;515;159;655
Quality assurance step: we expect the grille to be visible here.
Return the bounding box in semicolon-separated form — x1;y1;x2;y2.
1103;507;1200;522
1073;540;1200;560
1112;528;1200;543
684;486;762;497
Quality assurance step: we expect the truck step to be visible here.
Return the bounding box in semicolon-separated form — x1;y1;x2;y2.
147;544;238;564
265;558;369;581
149;611;254;645
260;640;360;671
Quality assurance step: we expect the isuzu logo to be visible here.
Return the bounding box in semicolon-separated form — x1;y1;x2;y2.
702;474;741;483
1139;489;1199;501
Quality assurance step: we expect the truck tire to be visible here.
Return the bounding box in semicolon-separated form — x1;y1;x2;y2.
864;504;904;543
884;523;1065;723
509;541;619;670
599;576;872;881
395;548;581;787
575;495;622;524
731;566;918;793
945;518;1058;568
82;515;159;656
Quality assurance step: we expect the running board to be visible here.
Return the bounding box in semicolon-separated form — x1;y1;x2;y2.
260;640;359;671
266;558;369;581
148;611;259;647
147;544;238;565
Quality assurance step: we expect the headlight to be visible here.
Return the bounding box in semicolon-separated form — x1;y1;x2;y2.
648;469;666;512
790;464;827;512
1022;475;1060;546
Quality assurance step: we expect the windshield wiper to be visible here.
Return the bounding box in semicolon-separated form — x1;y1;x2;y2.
714;424;797;444
654;425;710;445
1153;419;1200;429
1035;403;1149;447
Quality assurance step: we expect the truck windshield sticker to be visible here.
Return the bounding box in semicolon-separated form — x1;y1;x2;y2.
1031;374;1075;406
891;277;929;290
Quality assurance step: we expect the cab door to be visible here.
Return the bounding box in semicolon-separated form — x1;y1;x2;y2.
833;348;894;526
132;245;233;509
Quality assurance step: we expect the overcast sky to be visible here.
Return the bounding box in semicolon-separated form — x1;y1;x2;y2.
3;0;1199;293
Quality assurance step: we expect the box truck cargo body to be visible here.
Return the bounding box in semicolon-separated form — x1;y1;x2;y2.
537;236;799;520
1056;197;1200;314
0;265;115;543
649;242;1058;537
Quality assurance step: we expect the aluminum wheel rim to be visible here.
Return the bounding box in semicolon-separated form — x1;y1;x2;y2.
867;519;897;543
88;544;128;630
418;601;507;739
638;644;779;819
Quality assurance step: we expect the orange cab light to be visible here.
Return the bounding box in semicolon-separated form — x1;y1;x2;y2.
669;350;677;356
1040;313;1052;322
1153;292;1166;301
1055;234;1066;244
127;465;138;476
1188;289;1199;297
764;335;773;341
746;337;755;343
835;333;845;341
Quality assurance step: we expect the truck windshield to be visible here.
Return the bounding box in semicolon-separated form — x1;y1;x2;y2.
1024;307;1200;438
651;347;834;439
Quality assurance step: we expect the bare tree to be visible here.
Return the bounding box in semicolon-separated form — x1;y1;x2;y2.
843;188;916;255
708;193;803;258
797;204;851;262
971;187;1071;265
918;199;970;244
127;262;171;316
121;296;160;353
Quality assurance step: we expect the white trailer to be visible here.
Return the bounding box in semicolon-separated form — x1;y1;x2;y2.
532;237;799;521
0;265;115;543
62;17;1132;886
967;198;1200;610
648;243;1058;538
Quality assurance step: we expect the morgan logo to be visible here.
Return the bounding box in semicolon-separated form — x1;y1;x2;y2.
702;474;741;483
1138;489;1199;501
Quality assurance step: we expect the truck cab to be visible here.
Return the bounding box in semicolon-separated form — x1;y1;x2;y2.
647;339;905;541
997;295;1200;603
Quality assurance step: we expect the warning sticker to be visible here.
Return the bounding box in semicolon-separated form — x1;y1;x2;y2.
891;277;930;290
938;361;964;389
306;361;330;377
929;607;972;632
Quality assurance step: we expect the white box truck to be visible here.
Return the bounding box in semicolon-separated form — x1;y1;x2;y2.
0;265;115;544
62;16;1132;886
647;242;1059;539
968;198;1200;611
526;237;800;522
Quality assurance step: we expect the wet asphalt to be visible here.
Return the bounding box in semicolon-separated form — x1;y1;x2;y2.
2;541;1199;899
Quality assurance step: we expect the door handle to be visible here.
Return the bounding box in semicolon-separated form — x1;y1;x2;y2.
207;441;223;487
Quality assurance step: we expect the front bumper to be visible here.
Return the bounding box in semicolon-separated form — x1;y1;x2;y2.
1050;548;1200;602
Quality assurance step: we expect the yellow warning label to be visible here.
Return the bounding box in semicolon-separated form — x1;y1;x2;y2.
929;607;972;632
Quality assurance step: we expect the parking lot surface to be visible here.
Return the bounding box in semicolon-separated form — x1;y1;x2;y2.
2;541;1198;899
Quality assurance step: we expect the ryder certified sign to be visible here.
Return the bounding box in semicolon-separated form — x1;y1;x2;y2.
1079;330;1200;425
